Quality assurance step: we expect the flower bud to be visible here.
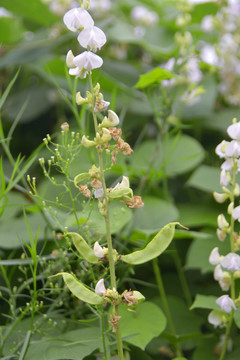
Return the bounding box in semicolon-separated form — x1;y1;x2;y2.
208;310;227;328
213;192;228;203
76;92;88;105
61;122;69;132
228;202;234;215
95;279;106;296
66;50;75;68
217;229;227;242
209;247;222;265
93;242;105;258
232;205;240;221
81;135;96;148
217;214;229;230
112;176;130;191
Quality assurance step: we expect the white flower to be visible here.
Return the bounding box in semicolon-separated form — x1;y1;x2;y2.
131;6;159;26
200;44;219;66
78;26;106;52
95;279;106;296
185;58;202;83
221;253;240;272
94;187;104;199
232;206;240;221
112;176;130;191
70;51;103;78
209;247;221;265
66;50;75;68
63;7;94;32
216;140;228;159
221;158;234;171
225;140;240;157
208;310;223;328
220;170;229;186
101;110;119;127
214;264;225;281
213;192;228;203
201;15;214;32
93;241;105;258
216;295;236;313
227;122;240;140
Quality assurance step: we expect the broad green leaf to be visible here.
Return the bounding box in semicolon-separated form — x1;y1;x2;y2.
178;203;219;227
135;67;175;89
187;165;221;193
121;222;178;265
53;272;104;305
192;337;219;360
24;327;101;360
190;295;219;311
133;196;179;234
186;229;231;274
119;301;166;350
67;232;99;264
0;0;58;26
131;135;204;178
202;108;235;132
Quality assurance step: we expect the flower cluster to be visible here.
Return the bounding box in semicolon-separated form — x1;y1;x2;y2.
208;119;240;328
64;5;106;78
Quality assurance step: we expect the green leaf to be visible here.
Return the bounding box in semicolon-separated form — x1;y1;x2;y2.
178;203;218;228
0;69;20;110
190;295;219;311
119;301;166;350
0;0;58;26
134;196;179;234
53;272;104;305
131;135;204;178
135;67;175;89
121;222;178;265
0;17;25;44
67;232;99;264
24;327;102;360
187;165;221;193
192;337;219;360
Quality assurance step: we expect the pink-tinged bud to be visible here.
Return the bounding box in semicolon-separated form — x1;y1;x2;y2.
95;279;106;296
216;295;236;313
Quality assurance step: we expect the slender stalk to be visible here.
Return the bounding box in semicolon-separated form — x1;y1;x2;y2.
88;73;124;360
152;258;183;357
219;312;233;360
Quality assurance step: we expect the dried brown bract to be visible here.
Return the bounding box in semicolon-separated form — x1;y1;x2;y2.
109;314;121;333
116;138;133;156
78;184;91;198
124;195;144;208
109;127;122;141
88;178;102;189
122;290;138;306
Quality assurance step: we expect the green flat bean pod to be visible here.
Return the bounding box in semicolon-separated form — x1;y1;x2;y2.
67;232;99;264
52;272;104;305
121;222;180;265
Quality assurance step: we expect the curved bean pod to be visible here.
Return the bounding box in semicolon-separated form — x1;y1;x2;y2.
67;232;99;264
73;172;90;188
121;222;179;265
52;272;104;305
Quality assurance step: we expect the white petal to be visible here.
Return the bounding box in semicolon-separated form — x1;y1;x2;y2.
216;140;227;159
232;206;240;220
66;50;75;68
73;51;103;71
227;122;240;140
221;158;234;171
221;253;240;272
107;110;119;126
214;264;224;280
225;140;240;157
217;214;229;229
209;247;221;265
208;310;222;328
216;295;236;313
63;8;94;32
95;279;106;296
78;26;107;52
220;170;229;186
93;241;105;258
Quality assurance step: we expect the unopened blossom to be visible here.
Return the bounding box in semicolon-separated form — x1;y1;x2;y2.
217;214;229;230
213;192;229;203
101;110;120;128
227;122;240;140
209;247;222;265
63;7;94;32
216;140;228;159
66;50;75;68
95;279;106;296
214;265;231;291
77;26;106;52
93;241;105;258
216;294;236;313
112;176;130;191
217;228;227;242
221;253;240;272
81;135;96;147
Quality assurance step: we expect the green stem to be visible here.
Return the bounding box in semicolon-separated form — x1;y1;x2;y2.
219;312;233;360
171;244;192;308
152;258;183;357
88;73;124;359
